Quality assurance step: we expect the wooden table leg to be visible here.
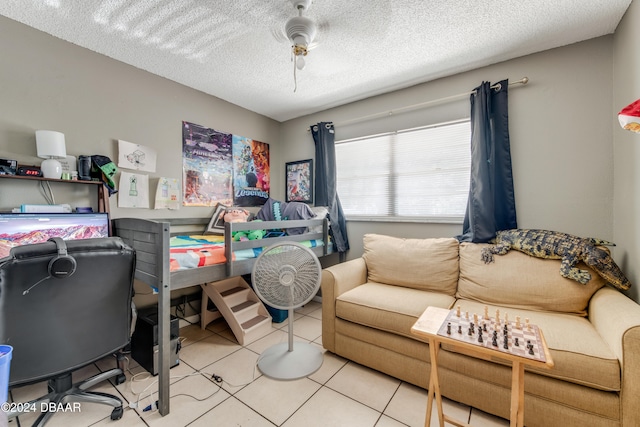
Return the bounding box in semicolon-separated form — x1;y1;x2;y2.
426;339;445;427
509;360;525;427
425;369;434;426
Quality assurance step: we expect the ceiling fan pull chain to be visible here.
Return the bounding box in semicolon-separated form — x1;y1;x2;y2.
293;56;298;93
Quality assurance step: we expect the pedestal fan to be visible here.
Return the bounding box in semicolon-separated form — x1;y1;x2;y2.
251;241;323;380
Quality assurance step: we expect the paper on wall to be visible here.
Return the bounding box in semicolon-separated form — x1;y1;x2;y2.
118;139;157;172
155;177;180;210
118;171;149;208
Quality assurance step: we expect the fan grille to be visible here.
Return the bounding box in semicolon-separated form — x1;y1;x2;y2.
252;242;321;311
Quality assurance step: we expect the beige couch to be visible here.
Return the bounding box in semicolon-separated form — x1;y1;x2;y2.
321;234;640;427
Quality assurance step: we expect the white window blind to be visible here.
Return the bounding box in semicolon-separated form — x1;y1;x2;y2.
335;120;471;222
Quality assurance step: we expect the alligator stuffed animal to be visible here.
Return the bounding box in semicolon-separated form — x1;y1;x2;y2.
481;229;631;291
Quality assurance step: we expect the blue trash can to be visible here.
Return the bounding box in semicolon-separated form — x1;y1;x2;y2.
0;345;12;404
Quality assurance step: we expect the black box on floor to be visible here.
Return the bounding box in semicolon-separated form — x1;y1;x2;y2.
131;308;180;375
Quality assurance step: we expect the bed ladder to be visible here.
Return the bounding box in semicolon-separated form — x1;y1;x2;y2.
200;277;272;346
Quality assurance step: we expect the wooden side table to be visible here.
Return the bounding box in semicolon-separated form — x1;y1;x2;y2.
411;306;554;427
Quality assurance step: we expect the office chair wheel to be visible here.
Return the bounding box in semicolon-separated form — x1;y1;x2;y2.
115;373;126;385
111;406;123;420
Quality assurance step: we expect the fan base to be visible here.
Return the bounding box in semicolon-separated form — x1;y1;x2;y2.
257;342;323;380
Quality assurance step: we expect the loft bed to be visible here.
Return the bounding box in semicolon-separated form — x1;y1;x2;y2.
111;216;330;416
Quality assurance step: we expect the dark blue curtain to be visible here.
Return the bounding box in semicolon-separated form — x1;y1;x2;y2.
457;80;517;243
310;122;349;253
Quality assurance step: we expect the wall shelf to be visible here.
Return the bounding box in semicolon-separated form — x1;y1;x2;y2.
0;174;109;214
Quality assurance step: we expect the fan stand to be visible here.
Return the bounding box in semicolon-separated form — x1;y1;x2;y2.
257;308;323;380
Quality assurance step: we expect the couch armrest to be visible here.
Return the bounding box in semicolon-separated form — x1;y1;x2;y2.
321;258;368;352
589;287;640;427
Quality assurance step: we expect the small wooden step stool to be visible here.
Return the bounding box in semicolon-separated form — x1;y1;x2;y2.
200;276;273;346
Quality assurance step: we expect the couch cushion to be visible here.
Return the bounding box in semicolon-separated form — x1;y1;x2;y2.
457;243;606;316
447;300;620;391
362;234;459;295
336;282;456;339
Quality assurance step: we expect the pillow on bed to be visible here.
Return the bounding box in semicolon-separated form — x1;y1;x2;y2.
204;203;228;235
309;206;329;233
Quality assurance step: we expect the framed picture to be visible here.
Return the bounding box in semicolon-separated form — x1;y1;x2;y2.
204;203;228;234
285;159;313;203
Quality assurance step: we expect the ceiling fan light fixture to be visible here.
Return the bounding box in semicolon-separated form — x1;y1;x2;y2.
283;0;317;92
295;55;306;70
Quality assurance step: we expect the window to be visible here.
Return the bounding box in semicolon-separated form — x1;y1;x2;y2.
335;120;471;222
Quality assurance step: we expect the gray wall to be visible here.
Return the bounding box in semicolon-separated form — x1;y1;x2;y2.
613;0;640;303
281;37;616;263
0;15;281;219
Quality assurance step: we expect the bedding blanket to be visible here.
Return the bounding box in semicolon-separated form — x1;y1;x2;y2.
169;235;226;271
169;235;325;271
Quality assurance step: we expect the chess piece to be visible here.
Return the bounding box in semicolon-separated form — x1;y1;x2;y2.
484;305;489;320
474;313;478;325
456;305;461;317
458;325;462;334
515;316;521;329
505;312;509;324
528;344;535;356
468;323;473;336
514;337;520;347
446;322;451;335
503;337;509;350
465;311;469;320
495;309;500;323
478;329;483;343
526;318;531;332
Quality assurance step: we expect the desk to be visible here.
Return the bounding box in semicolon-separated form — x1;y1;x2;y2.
411;307;554;427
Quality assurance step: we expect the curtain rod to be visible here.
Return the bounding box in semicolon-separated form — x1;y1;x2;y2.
307;77;529;131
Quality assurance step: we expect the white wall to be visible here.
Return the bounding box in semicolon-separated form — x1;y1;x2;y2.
281;37;616;261
0;15;281;219
613;0;640;303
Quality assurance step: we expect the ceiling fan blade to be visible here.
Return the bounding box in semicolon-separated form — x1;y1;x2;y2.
307;19;329;49
270;25;290;44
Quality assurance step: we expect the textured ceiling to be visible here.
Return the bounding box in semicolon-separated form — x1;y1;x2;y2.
0;0;632;122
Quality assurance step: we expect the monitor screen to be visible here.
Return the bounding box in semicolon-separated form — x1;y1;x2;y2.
0;212;109;258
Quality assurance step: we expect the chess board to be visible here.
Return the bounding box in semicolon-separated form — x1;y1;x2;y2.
436;309;547;363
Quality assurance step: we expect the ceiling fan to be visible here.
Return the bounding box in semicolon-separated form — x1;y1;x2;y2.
285;0;317;71
273;0;327;91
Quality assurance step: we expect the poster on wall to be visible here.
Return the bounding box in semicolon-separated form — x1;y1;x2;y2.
232;135;270;206
285;159;313;203
182;121;233;207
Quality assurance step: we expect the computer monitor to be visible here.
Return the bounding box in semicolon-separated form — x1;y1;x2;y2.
0;212;109;258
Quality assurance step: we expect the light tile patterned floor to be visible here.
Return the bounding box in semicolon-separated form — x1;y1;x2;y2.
7;301;509;426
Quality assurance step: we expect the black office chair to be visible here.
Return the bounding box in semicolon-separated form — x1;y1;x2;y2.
0;237;135;426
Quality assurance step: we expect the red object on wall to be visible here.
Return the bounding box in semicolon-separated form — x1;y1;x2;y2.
618;99;640;133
